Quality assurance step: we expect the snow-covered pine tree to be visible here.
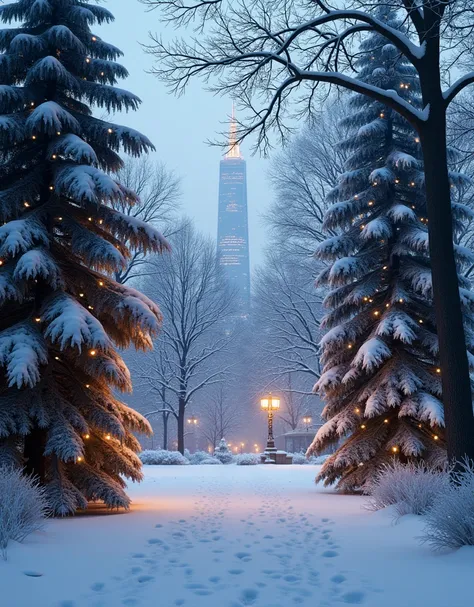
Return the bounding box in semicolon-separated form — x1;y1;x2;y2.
307;5;474;491
0;0;169;514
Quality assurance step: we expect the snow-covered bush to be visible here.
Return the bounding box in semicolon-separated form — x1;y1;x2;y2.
188;451;212;465
200;457;223;465
0;467;50;560
235;453;260;466
365;461;448;518
291;453;308;465
214;439;234;464
422;460;474;550
139;450;189;466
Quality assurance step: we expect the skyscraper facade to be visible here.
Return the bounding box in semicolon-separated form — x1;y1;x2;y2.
217;110;251;317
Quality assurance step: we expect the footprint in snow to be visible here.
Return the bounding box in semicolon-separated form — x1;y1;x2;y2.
235;552;252;560
91;582;105;592
239;588;259;605
137;575;154;584
148;538;162;545
155;524;163;528
341;591;365;604
322;550;339;558
331;574;346;584
228;569;244;575
131;553;146;559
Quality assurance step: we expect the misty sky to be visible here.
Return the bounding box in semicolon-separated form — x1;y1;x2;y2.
100;1;273;269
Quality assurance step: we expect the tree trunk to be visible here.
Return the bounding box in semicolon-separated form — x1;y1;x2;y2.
421;107;474;463
24;427;47;481
162;412;169;450
177;400;185;454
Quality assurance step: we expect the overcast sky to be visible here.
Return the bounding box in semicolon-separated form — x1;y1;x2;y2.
100;1;273;269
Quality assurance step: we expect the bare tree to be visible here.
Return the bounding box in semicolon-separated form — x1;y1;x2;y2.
137;221;236;453
113;156;181;283
142;0;474;462
266;102;348;257
200;385;242;448
254;252;322;384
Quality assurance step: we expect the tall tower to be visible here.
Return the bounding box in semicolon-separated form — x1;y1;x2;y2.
217;107;251;316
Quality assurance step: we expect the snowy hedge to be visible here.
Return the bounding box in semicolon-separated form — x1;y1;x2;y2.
365;461;448;518
0;467;50;560
235;453;260;466
200;457;223;465
139;450;189;466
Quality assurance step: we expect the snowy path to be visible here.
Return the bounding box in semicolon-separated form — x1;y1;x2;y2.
2;465;474;607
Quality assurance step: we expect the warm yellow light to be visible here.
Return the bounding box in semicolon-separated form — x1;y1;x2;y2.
361;424;366;429
52;154;57;159
88;217;92;222
260;398;269;409
354;408;360;414
0;260;3;266
392;446;398;453
77;456;83;462
418;319;423;324
79;293;84;298
32;135;36;140
54;356;60;361
84;434;90;439
49;185;54;191
98;281;104;286
88;305;94;310
434;435;439;441
395;179;400;184
105;434;111;440
89;349;97;356
436;368;441;374
383;266;388;270
418;424;422;428
100;71;105;76
85;384;90;388
410;182;415;187
374;311;380;316
86;58;90;63
92;36;97;41
57;131;61;136
24;201;30;208
385;303;390;308
379;112;385;118
399;298;404;303
108;128;113;134
368;201;374;207
415;137;420;143
34;317;41;323
384;419;389;424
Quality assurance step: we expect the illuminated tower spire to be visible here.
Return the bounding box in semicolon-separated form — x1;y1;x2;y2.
225;103;242;159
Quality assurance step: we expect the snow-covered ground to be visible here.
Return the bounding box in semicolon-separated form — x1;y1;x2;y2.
2;464;473;607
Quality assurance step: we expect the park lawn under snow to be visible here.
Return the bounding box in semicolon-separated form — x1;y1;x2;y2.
1;465;473;607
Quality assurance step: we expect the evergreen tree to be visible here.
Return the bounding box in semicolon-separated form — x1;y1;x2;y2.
0;0;168;514
307;6;474;491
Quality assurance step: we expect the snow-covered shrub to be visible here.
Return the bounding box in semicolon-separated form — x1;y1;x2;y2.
422;460;474;550
139;450;189;466
0;467;50;560
214;438;234;464
200;457;223;465
365;461;448;518
235;453;260;466
188;451;212;465
291;453;308;465
184;449;192;461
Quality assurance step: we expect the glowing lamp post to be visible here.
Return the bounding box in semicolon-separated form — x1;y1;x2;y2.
302;414;312;432
260;394;280;453
187;415;198;452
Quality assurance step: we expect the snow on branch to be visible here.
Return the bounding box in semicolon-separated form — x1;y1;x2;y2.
0;219;49;258
353;338;391;372
26;101;80;136
42;293;112;353
13;248;64;288
0;322;47;388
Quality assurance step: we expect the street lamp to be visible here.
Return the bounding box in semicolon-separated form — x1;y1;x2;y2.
260;393;280;453
240;442;245;454
302;414;313;432
254;443;260;453
187;416;198;452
